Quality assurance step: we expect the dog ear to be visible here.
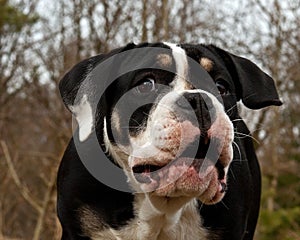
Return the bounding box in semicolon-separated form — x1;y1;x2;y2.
208;45;282;109
59;54;109;142
59;55;105;110
59;43;137;141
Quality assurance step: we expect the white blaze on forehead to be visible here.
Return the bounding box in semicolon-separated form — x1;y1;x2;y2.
70;94;93;142
163;42;189;90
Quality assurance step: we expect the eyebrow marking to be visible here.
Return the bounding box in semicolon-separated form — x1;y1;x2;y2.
200;57;214;71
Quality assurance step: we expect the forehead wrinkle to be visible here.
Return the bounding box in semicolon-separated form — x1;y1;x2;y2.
163;42;189;91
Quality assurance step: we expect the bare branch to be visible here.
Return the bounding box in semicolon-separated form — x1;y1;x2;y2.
32;162;57;240
0;141;42;214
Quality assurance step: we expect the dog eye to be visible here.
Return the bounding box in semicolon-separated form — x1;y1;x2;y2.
216;80;229;95
136;78;156;94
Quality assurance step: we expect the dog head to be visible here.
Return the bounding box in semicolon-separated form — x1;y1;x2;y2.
59;43;282;204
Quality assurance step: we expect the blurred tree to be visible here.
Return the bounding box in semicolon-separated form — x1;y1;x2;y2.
0;0;38;33
0;1;63;240
0;0;38;103
241;1;300;239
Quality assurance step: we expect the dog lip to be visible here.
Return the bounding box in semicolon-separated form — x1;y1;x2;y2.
215;160;225;180
219;181;227;193
132;164;166;184
132;135;228;181
132;164;164;174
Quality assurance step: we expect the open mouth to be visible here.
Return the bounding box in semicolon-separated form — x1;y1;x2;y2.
132;136;226;184
132;164;163;175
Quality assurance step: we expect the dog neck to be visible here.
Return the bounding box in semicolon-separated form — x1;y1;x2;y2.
124;194;208;240
80;193;208;240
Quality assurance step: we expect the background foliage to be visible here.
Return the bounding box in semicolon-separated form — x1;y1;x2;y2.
0;0;299;239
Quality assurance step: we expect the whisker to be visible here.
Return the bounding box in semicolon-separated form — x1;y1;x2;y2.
225;104;238;114
142;111;151;117
232;141;242;162
121;126;141;129
234;132;260;145
130;118;142;126
231;118;244;122
220;200;230;210
230;168;236;181
198;201;205;212
231;159;248;162
242;92;257;101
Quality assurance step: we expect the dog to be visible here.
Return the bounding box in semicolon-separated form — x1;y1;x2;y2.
57;42;282;240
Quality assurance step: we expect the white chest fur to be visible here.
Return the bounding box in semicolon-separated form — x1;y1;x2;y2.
83;196;207;240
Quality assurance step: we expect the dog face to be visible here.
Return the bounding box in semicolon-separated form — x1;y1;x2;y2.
59;43;282;204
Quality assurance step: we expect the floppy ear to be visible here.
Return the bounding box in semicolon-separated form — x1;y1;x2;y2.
59;55;106;110
59;43;137;142
59;54;109;142
208;45;282;109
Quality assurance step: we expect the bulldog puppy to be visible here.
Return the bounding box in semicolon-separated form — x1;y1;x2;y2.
57;43;282;240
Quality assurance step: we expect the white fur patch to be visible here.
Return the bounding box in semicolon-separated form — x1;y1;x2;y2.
70;94;93;142
164;42;189;90
82;197;207;240
103;117;131;170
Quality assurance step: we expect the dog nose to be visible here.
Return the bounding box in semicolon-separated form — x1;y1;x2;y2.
176;92;215;131
177;92;213;111
180;92;211;110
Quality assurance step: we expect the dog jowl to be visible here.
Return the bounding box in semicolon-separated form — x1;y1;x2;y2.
57;43;282;240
